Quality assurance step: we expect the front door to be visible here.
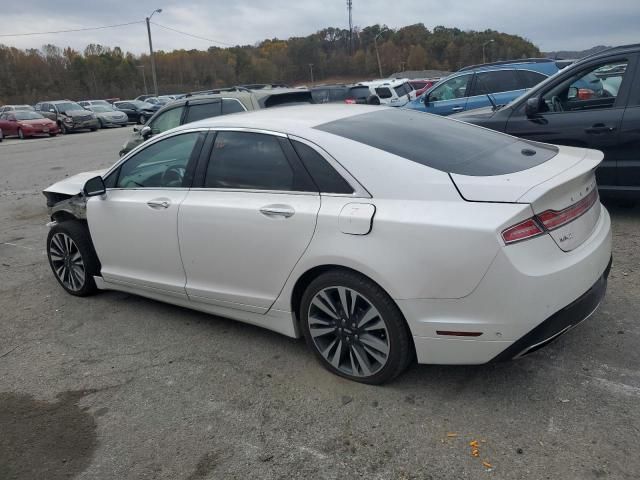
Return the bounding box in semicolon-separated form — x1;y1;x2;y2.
424;73;473;115
87;131;205;295
179;130;320;313
505;58;634;189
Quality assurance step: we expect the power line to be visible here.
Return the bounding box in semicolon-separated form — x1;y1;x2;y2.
150;21;234;47
0;20;144;37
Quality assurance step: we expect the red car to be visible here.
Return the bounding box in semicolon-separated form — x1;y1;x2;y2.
0;110;59;139
409;78;440;97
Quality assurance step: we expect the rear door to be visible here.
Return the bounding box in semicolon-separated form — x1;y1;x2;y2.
424;73;473;115
179;130;320;313
611;54;640;191
467;69;524;111
504;56;634;190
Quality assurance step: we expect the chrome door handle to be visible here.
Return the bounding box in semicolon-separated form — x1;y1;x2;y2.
147;200;170;209
259;205;295;218
451;106;464;112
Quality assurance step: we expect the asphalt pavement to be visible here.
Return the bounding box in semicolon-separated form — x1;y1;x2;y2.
0;127;639;479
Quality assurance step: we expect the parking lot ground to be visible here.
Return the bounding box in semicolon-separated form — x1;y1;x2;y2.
1;128;639;480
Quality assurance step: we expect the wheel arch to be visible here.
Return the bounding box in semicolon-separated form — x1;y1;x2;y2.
289;264;416;357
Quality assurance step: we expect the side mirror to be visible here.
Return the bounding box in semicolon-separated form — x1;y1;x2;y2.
133;126;139;132
525;97;541;117
567;86;579;100
83;176;106;197
140;125;152;139
423;93;430;106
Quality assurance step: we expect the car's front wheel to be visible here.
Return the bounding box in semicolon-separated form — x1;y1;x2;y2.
47;221;100;297
300;270;412;384
139;114;146;124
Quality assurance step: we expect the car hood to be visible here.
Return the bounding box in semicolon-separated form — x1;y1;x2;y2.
43;169;107;196
97;111;126;119
449;105;497;121
61;109;93;117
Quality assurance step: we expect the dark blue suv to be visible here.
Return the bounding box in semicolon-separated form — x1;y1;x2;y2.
405;59;563;115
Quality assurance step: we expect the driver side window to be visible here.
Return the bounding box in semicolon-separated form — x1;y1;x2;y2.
429;74;471;102
115;132;201;189
541;60;628;113
150;107;184;135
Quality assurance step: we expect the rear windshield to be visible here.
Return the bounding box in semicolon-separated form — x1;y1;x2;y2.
261;91;313;108
347;86;371;99
314;109;557;176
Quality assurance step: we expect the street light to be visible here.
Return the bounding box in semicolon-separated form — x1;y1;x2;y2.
146;8;162;96
482;39;495;64
374;28;389;78
308;63;314;85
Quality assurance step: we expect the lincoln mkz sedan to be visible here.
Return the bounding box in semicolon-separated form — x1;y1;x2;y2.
43;106;612;384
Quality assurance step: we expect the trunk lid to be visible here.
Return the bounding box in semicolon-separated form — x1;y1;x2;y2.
451;145;603;251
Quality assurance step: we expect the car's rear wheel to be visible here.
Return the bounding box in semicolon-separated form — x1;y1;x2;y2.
47;221;100;297
49;132;57;137
18;128;25;139
300;270;412;384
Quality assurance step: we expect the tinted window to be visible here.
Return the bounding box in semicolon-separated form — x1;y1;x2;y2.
329;89;348;102
311;88;330;103
150;106;184;134
394;83;411;97
314;109;557;176
517;70;547;89
116;133;200;188
185;101;221;123
291;140;353;194
222;99;246;114
376;87;392;99
205;132;298;191
429;74;472;101
473;70;520;95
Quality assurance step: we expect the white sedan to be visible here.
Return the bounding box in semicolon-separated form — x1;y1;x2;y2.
43;105;612;384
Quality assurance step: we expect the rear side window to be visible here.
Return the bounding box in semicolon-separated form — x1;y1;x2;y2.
222;99;246;114
376;87;393;99
291;140;354;194
185;102;221;123
205;131;312;191
394;83;411;97
311;89;330;103
473;70;520;95
150;107;185;134
517;70;547;89
314;109;557;176
330;89;348;102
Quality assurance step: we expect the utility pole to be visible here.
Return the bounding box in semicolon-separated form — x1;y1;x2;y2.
308;64;314;85
146;8;162;96
137;65;148;94
347;0;353;55
482;39;494;64
374;29;386;78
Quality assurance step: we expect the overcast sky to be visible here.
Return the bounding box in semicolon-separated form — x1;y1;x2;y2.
1;0;638;54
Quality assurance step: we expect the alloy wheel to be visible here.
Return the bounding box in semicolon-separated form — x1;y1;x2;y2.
49;232;86;292
307;286;390;377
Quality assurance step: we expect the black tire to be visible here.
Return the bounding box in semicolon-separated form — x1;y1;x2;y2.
139;114;146;125
49;132;57;137
300;269;412;385
18;128;25;139
90;127;98;132
46;221;100;297
98;119;104;129
59;122;68;134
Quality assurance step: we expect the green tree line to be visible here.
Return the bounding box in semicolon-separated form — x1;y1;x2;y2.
0;24;540;104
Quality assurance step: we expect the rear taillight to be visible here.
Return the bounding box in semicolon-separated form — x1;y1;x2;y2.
536;188;598;231
501;218;544;244
501;189;598;245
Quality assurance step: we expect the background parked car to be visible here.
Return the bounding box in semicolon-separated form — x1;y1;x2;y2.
34;100;99;134
310;84;381;105
119;88;313;156
0;110;58;139
358;79;416;106
85;105;129;128
0;104;35;114
406;58;562;115
113;100;158;124
144;96;172;107
450;44;640;199
134;94;155;102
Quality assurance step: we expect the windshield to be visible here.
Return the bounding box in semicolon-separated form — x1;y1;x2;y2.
90;105;115;112
55;102;83;113
14;111;44;120
15;105;35;111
